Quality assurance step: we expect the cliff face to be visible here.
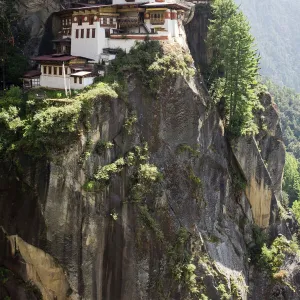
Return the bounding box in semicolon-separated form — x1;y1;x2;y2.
0;3;297;300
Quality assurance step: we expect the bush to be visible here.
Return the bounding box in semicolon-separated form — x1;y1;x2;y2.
259;235;299;277
0;82;117;158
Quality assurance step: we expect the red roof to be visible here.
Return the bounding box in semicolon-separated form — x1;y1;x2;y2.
23;70;41;78
31;55;93;62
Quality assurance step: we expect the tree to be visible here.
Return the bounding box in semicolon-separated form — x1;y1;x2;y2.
207;0;260;136
0;0;29;88
283;152;300;206
292;200;300;224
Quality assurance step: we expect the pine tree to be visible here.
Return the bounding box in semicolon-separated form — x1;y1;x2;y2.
207;0;260;136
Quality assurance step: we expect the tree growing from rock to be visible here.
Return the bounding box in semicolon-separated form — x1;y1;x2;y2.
207;0;260;136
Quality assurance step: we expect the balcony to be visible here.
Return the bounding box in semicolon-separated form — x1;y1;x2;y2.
118;17;141;28
150;18;165;25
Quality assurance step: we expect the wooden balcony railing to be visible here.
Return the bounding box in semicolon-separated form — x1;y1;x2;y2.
150;18;165;25
118;17;141;28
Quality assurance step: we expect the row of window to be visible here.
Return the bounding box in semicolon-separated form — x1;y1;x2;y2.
76;16;115;26
77;16;95;26
42;66;84;84
43;66;68;76
62;18;72;26
75;28;96;39
74;77;83;84
101;18;115;26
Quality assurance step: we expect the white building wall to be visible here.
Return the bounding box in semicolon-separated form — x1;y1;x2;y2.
107;39;136;53
172;19;179;37
165;18;174;37
71;77;95;89
98;28;110;61
40;75;94;90
40;75;69;90
71;21;101;62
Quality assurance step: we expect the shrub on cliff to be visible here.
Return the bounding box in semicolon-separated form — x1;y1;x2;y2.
207;0;261;136
0;83;117;158
104;40;194;94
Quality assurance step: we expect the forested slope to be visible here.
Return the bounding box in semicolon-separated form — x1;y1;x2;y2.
237;0;300;91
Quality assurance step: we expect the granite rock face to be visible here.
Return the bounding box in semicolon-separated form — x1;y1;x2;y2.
0;68;288;299
17;0;61;57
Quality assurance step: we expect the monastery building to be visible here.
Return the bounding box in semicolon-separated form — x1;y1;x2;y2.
22;0;193;90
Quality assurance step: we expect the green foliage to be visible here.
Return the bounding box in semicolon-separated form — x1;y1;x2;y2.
104;40;163;91
292;200;300;224
83;180;96;192
0;0;30;86
231;171;247;197
148;50;195;89
188;166;203;202
168;228;200;295
248;225;267;264
124;113;137;135
131;163;161;201
230;277;242;299
207;0;260;136
265;80;300;160
259;235;299;277
94;140;114;155
138;205;164;241
0;267;10;283
217;283;231;300
176;144;200;158
0;83;117;159
239;1;300;92
94;157;125;182
110;209;118;221
282;152;300;206
103;41;194;95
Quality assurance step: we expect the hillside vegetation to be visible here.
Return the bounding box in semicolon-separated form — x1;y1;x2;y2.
237;0;300;92
265;80;300;216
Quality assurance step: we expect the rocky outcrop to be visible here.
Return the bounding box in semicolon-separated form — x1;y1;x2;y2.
16;0;61;56
185;3;212;72
0;62;287;299
0;228;76;300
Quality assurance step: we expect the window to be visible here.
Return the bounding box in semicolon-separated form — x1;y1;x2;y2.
105;29;110;38
74;77;77;83
79;77;82;84
54;67;57;75
87;28;90;38
103;18;107;25
110;18;113;25
59;67;62;75
76;29;79;38
92;28;95;38
32;78;40;87
78;17;82;26
48;66;52;75
43;66;47;74
81;29;84;38
89;16;94;25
